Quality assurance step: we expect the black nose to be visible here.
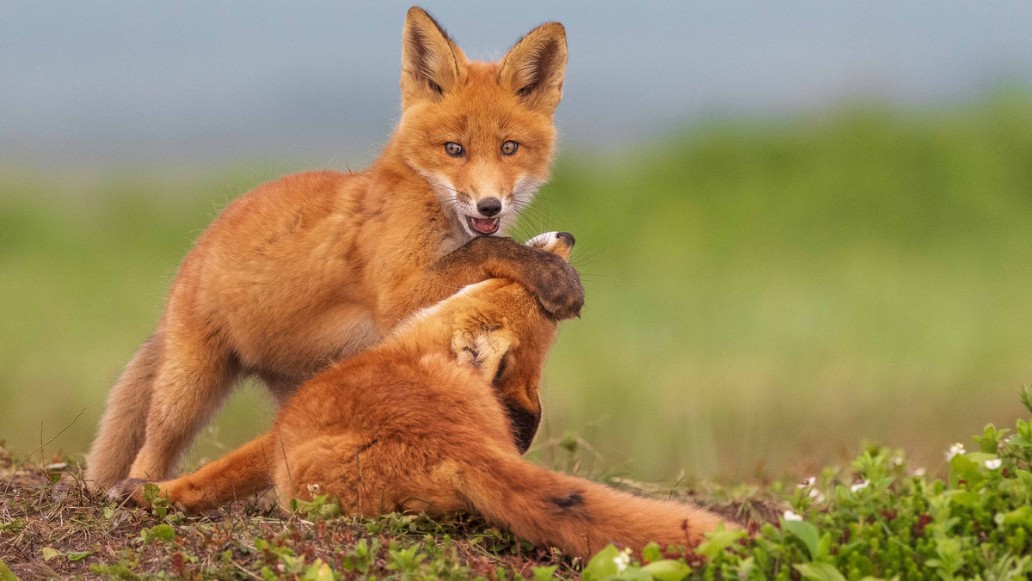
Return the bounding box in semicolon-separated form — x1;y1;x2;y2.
476;197;502;217
555;232;576;247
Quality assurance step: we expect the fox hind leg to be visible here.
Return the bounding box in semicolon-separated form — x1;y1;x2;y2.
127;331;239;483
112;432;277;512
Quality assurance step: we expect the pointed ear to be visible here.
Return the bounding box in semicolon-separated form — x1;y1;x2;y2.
401;7;465;108
500;22;568;114
450;323;518;385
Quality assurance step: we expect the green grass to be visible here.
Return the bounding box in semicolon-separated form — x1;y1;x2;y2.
2;94;1031;482
3;394;1032;579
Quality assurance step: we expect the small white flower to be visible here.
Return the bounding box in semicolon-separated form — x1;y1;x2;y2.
808;488;826;503
945;443;966;461
613;548;632;572
783;510;803;522
850;480;870;493
912;467;927;477
892;456;904;466
984;458;1002;470
798;476;816;488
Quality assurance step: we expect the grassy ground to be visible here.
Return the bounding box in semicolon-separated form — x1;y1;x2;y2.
3;398;1031;579
0;442;768;580
2;94;1031;483
0;449;574;579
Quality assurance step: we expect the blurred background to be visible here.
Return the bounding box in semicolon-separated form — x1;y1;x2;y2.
3;1;1031;483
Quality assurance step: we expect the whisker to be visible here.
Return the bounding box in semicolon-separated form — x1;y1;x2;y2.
570;248;605;267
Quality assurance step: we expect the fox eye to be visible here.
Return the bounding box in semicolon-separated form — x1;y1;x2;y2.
500;140;519;156
444;142;464;157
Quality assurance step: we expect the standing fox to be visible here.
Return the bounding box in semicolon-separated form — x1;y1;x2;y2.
87;7;583;490
112;233;731;559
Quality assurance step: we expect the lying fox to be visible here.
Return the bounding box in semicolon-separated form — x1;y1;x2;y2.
87;7;583;490
111;233;730;559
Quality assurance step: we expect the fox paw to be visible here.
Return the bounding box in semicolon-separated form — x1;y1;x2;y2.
533;260;584;320
525;231;575;261
107;478;150;506
523;232;583;320
464;234;584;320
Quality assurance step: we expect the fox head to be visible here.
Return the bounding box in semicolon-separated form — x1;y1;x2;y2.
388;231;577;452
447;232;577;452
391;7;568;240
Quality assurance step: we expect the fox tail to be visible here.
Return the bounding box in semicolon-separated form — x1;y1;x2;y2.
85;333;163;491
458;447;731;560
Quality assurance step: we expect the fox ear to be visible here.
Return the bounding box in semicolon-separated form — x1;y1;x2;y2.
500;22;568;114
401;7;465;108
451;323;518;385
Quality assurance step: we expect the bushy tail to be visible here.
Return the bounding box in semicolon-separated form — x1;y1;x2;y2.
85;333;163;491
459;448;731;560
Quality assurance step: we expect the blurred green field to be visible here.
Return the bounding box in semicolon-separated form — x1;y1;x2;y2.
2;95;1031;482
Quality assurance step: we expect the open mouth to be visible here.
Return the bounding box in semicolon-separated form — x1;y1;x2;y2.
466;215;500;236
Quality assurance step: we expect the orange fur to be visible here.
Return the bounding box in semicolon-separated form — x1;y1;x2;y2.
112;235;732;559
86;7;582;489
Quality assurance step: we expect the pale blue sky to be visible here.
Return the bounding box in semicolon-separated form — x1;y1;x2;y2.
3;1;1031;169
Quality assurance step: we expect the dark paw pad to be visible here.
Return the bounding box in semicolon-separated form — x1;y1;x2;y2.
107;478;148;503
537;261;585;320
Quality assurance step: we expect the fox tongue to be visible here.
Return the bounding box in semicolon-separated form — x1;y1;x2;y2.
470;217;499;235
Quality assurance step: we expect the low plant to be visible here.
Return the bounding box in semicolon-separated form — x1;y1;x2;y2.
585;387;1032;580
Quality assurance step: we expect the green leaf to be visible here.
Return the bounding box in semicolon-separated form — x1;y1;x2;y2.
642;542;663;563
783;519;821;560
793;562;847;581
735;557;756;578
696;523;745;559
41;547;61;562
0;520;25;535
815;532;832;561
583;545;622;581
532;565;558;581
641;559;692;581
949;454;984;489
973;424;1008;453
946;489;980;507
302;559;335;581
66;551;92;562
140;483;170;519
560;431;579;453
0;558;18;581
144;523;176;543
998;505;1032;527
